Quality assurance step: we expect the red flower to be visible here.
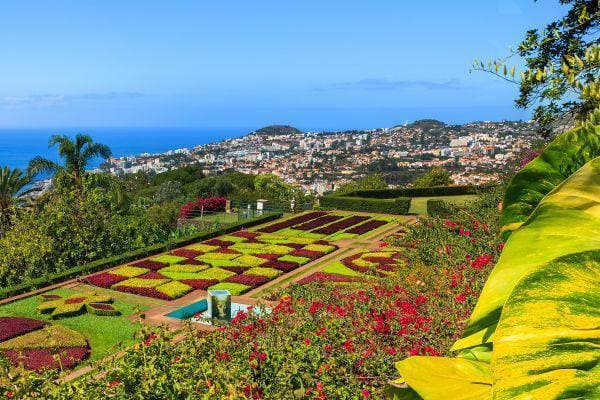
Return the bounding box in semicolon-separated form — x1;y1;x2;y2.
304;338;311;346
455;293;467;302
362;389;371;398
107;380;121;389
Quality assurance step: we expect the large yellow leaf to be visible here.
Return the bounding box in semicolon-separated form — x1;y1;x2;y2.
491;250;600;400
453;157;600;351
394;356;492;400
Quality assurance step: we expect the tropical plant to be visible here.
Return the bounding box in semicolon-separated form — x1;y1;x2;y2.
28;134;112;189
473;0;599;138
0;166;38;233
390;156;600;399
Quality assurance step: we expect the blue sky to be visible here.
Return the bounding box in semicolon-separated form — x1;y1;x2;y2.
0;1;567;130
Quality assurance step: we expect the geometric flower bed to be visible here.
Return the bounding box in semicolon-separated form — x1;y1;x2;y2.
255;211;398;240
0;317;90;370
298;248;407;285
86;230;338;300
37;293;119;318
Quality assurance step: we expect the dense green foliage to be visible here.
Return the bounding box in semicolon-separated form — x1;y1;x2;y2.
334;173;387;194
475;1;599;137
320;195;411;215
341;185;480;198
411;167;453;188
253;125;302;136
0;167;37;234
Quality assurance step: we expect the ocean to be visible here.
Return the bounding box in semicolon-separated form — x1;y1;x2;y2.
0;127;250;171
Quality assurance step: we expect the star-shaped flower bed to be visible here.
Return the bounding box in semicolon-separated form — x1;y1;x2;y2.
37;293;119;318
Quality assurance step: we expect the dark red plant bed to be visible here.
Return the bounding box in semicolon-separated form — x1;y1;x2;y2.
290;249;323;260
2;347;89;371
112;285;172;301
221;266;250;275
170;248;203;258
225;274;270;288
137;271;168;280
264;260;299;273
64;297;86;304
85;272;128;288
297;272;360;285
203;239;235;247
40;294;61;301
344;220;388;235
311;216;370;235
217;247;242;254
0;317;46;343
179;279;219;290
230;231;261;239
253;253;281;260
129;259;167;271
257;211;328;233
315;240;330;245
362;256;396;264
280;243;305;250
293;215;344;231
177;258;206;265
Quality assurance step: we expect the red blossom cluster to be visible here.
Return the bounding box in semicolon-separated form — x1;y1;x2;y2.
2;347;89;371
179;197;227;218
297;272;360;285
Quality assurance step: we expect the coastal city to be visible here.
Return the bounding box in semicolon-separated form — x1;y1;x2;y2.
101;119;539;194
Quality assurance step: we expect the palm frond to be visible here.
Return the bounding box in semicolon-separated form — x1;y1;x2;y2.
27;156;62;178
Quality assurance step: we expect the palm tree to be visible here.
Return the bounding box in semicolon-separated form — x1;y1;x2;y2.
0;166;38;232
28;134;112;189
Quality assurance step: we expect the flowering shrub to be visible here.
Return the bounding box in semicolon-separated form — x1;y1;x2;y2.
179;197;227;218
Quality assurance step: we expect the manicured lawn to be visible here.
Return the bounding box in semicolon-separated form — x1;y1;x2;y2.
409;195;478;215
0;287;149;362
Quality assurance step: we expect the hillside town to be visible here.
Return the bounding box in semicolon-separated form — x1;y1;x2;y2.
102;120;539;194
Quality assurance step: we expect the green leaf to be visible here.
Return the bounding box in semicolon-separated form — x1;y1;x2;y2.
393;357;492;400
491;250;600;400
453;157;600;351
500;108;600;239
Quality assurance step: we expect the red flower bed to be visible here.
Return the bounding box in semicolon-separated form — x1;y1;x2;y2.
311;216;370;235
225;274;270;288
230;231;261;239
87;303;114;311
0;317;46;343
180;279;219;290
362;256;396;264
221;266;250;274
257;211;328;233
2;347;89;371
290;249;323;260
297;272;360;285
137;271;168;279
64;297;86;304
129;259;167;270
263;260;299;273
280;243;305;250
177;258;205;265
170;248;203;258
40;294;61;301
217;248;242;254
203;239;235;247
293;215;344;231
86;272;128;288
112;285;172;301
345;219;388;235
253;253;281;260
179;197;226;218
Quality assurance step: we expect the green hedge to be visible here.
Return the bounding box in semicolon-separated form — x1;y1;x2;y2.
320;196;411;215
426;199;454;217
343;185;483;199
0;212;282;301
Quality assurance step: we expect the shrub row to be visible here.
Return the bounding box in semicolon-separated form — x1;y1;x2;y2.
342;185;484;199
0;212;283;301
320;196;411;215
426;199;456;217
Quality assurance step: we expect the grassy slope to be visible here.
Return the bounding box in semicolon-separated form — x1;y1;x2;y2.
0;287;149;361
409;195;477;215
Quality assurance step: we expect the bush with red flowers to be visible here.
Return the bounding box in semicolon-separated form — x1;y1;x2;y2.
179;197;227;218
